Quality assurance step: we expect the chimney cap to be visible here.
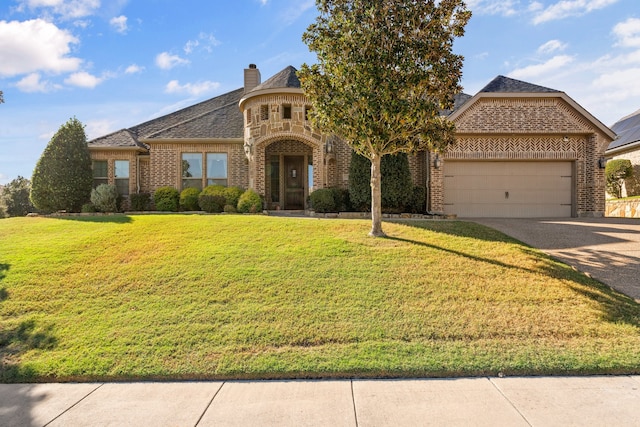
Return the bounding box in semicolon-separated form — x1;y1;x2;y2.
249;64;257;69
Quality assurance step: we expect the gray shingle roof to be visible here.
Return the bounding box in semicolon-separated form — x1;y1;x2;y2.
608;108;640;151
480;75;561;93
250;66;300;92
89;129;146;149
88;87;245;149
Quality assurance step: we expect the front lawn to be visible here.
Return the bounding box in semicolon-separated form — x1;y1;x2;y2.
1;215;639;382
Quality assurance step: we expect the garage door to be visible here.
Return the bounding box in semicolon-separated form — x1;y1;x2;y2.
443;161;573;218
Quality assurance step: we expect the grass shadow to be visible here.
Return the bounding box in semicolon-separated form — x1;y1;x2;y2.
45;214;133;224
0;262;58;383
385;224;640;331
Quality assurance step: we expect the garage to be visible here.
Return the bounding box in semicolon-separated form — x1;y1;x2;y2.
443;161;573;218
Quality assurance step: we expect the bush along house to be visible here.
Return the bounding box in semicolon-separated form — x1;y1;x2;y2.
88;64;615;218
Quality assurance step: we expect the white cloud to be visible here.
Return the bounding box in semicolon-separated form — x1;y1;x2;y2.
281;1;315;25
19;0;101;20
165;80;220;96
465;0;519;16
184;33;221;54
64;71;103;88
125;64;143;74
109;15;128;34
155;52;190;70
508;55;575;79
0;19;81;77
613;18;640;48
537;40;568;55
532;0;619;25
85;119;116;139
15;72;60;93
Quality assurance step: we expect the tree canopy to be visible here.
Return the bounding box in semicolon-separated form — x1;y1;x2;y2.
299;0;471;236
1;176;33;217
30;117;93;213
605;159;634;198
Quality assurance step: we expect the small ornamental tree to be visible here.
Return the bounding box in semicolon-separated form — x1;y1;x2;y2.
299;0;471;236
30;117;93;212
605;159;634;198
1;176;33;217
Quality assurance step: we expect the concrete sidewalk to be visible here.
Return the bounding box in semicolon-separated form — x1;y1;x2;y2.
2;376;640;426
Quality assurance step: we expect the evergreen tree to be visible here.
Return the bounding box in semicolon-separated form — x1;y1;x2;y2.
1;176;33;217
30;117;93;212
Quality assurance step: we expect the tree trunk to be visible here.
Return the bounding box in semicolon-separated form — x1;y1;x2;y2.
369;154;386;237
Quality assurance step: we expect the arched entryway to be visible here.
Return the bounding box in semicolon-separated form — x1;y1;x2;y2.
264;140;315;210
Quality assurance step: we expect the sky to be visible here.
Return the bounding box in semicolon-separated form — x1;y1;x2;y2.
1;0;639;185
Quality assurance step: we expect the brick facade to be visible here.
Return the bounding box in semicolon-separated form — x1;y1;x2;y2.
434;95;613;217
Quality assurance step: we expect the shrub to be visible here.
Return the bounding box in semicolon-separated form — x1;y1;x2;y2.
30;117;93;213
81;203;96;213
154;187;180;212
1;176;33;217
606;159;634;198
180;187;201;211
223;186;245;208
198;194;225;213
408;186;426;214
237;189;263;213
224;204;237;213
90;184;119;213
201;185;225;198
348;151;413;212
310;188;337;213
130;193;151;211
330;187;351;212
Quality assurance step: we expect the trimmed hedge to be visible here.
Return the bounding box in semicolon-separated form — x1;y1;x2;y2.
199;194;225;213
237;189;263;213
154;187;180;212
180;187;201;211
130;193;151;211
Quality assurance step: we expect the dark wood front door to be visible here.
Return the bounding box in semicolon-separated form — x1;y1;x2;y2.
284;156;304;210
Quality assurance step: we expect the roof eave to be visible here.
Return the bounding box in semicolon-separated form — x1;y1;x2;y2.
140;137;244;144
606;140;640;156
88;146;148;152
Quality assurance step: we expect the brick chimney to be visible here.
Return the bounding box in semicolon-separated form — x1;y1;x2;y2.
244;64;261;93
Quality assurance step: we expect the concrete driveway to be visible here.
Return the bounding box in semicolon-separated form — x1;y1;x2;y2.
470;218;640;301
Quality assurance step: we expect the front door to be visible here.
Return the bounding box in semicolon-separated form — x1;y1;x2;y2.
284;155;304;210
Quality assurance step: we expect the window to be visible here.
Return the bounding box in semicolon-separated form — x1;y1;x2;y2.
182;153;203;190
114;160;130;195
260;104;269;121
283;104;292;120
304;106;312;121
308;157;314;193
207;153;228;186
246;108;252;125
92;160;108;188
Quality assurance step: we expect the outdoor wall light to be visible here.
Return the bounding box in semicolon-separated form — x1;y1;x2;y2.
562;136;569;143
243;141;253;158
433;154;442;169
598;157;607;169
324;139;334;154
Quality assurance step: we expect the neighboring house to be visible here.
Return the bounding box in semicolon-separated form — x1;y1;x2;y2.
88;65;615;218
605;109;640;197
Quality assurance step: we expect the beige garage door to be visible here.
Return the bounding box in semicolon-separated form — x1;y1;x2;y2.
443;161;573;218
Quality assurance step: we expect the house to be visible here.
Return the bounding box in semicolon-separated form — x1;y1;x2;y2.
88;65;615;218
605;109;640;197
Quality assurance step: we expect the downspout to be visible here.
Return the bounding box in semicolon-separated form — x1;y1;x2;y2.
425;151;431;213
136;154;140;194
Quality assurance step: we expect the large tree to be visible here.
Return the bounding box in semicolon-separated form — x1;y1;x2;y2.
1;176;33;217
299;0;471;236
30;117;93;213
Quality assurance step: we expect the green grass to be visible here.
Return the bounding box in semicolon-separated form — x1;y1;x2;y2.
1;215;639;382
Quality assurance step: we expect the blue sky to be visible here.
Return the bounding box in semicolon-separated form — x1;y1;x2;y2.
1;0;639;185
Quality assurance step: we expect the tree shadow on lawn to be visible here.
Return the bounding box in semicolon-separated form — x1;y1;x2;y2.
44;214;133;224
0;262;58;383
385;227;640;330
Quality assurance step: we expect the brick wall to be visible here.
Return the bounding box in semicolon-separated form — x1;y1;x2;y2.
434;96;613;216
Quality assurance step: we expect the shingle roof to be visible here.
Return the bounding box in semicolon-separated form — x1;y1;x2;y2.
88;87;245;149
89;129;146;149
441;93;472;116
250;66;300;92
480;75;561;93
608;108;640;151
